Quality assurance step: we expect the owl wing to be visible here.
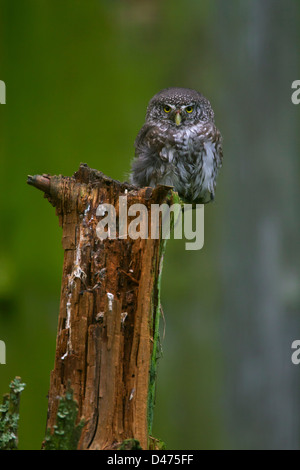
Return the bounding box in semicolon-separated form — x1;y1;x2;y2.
193;122;223;168
211;125;223;170
188;122;223;202
131;124;167;187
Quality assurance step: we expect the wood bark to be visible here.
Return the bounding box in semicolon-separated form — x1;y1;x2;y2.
27;164;171;450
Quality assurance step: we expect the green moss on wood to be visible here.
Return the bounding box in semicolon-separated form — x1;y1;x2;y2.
149;435;166;450
0;377;26;450
147;190;183;437
147;237;167;435
118;438;142;450
43;382;85;450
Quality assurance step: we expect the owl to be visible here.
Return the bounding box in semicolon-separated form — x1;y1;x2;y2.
130;87;223;204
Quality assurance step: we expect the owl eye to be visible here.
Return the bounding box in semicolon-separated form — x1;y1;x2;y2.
186;106;194;113
163;105;171;113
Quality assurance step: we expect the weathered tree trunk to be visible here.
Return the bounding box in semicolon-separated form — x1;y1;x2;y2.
27;164;171;450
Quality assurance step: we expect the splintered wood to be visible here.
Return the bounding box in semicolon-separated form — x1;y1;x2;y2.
28;164;170;450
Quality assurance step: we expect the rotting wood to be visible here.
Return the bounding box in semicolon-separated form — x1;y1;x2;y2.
27;163;172;450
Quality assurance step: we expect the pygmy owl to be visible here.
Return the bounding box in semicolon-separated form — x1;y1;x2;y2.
130;87;223;204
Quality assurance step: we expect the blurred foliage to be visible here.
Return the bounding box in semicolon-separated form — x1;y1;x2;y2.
0;0;299;450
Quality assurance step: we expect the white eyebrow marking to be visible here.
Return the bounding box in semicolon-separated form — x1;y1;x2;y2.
182;103;194;109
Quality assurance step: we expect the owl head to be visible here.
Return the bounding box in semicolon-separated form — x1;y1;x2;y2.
145;87;214;127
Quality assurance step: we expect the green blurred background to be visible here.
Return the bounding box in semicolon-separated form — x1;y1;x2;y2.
0;0;300;449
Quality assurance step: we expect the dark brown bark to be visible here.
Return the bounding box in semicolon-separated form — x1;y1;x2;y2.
28;163;171;450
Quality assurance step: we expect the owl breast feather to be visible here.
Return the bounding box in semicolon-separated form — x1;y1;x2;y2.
158;124;217;203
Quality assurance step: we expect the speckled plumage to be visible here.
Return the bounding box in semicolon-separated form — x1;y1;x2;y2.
130;87;223;204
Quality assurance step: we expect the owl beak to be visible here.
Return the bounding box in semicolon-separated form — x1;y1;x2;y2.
175;110;182;126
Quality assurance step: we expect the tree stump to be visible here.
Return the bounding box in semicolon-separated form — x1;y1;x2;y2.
27;164;171;450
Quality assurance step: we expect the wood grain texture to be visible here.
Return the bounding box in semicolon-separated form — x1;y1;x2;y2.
29;164;170;450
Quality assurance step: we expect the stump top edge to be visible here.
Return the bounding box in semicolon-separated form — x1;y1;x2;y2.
27;163;174;204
